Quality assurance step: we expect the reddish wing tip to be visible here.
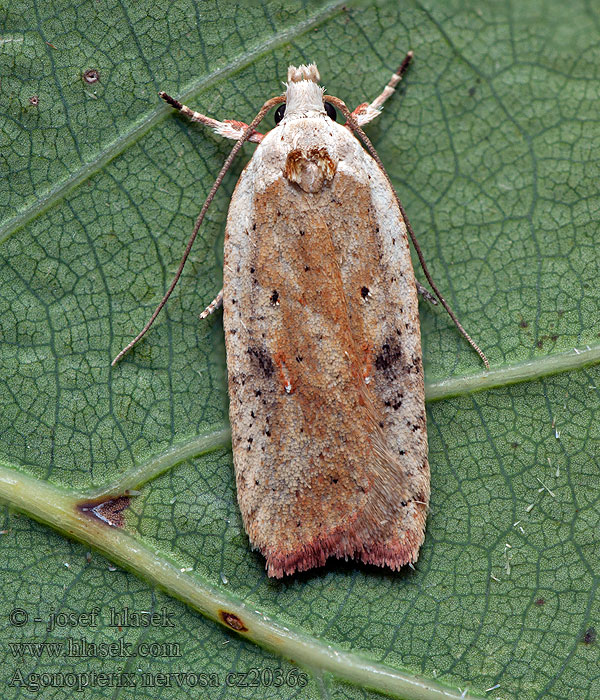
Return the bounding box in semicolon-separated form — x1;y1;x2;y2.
264;522;425;578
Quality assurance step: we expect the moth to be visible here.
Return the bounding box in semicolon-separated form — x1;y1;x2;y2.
113;56;487;578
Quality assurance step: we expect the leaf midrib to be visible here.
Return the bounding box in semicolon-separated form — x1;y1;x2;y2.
0;460;484;700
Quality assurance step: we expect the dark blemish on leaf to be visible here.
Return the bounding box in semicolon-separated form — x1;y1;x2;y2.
551;334;558;341
304;265;310;271
537;340;543;349
582;627;597;645
247;346;274;377
252;223;256;231
83;69;100;84
519;320;529;329
299;229;305;236
511;442;519;448
78;496;131;528
270;290;279;306
219;611;248;632
29;95;39;106
361;286;370;299
468;86;476;97
535;598;545;606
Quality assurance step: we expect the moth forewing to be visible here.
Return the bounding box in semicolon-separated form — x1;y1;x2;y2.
222;67;429;578
114;58;487;578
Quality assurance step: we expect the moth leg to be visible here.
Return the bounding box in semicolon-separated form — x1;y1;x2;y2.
159;92;264;143
199;289;223;319
416;281;438;305
347;51;414;127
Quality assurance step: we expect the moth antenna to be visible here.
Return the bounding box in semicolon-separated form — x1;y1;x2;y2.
111;93;286;366
325;94;490;370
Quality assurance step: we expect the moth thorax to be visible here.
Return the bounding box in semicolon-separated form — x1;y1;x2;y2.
284;147;336;193
284;63;325;118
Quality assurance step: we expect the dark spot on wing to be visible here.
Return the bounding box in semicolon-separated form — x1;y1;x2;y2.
247;346;274;377
375;338;403;374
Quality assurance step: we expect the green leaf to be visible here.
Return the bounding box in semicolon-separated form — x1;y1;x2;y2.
1;1;599;699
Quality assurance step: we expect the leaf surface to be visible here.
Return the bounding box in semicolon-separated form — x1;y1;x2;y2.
1;1;599;698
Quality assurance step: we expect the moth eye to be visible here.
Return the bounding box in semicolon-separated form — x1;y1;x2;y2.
274;104;286;125
324;102;337;121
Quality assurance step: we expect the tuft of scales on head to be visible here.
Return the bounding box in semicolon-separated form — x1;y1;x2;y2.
287;63;320;83
283;63;326;119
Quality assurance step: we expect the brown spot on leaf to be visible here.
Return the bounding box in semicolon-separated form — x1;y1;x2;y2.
29;95;39;106
582;627;597;644
219;611;248;632
78;496;130;528
535;598;545;606
83;69;100;84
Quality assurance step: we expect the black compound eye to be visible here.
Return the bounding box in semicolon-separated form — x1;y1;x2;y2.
274;104;286;124
324;102;337;121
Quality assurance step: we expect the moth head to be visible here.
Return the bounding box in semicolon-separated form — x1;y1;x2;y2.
276;63;337;124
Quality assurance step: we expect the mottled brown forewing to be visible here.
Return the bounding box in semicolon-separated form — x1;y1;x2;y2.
223;120;429;578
